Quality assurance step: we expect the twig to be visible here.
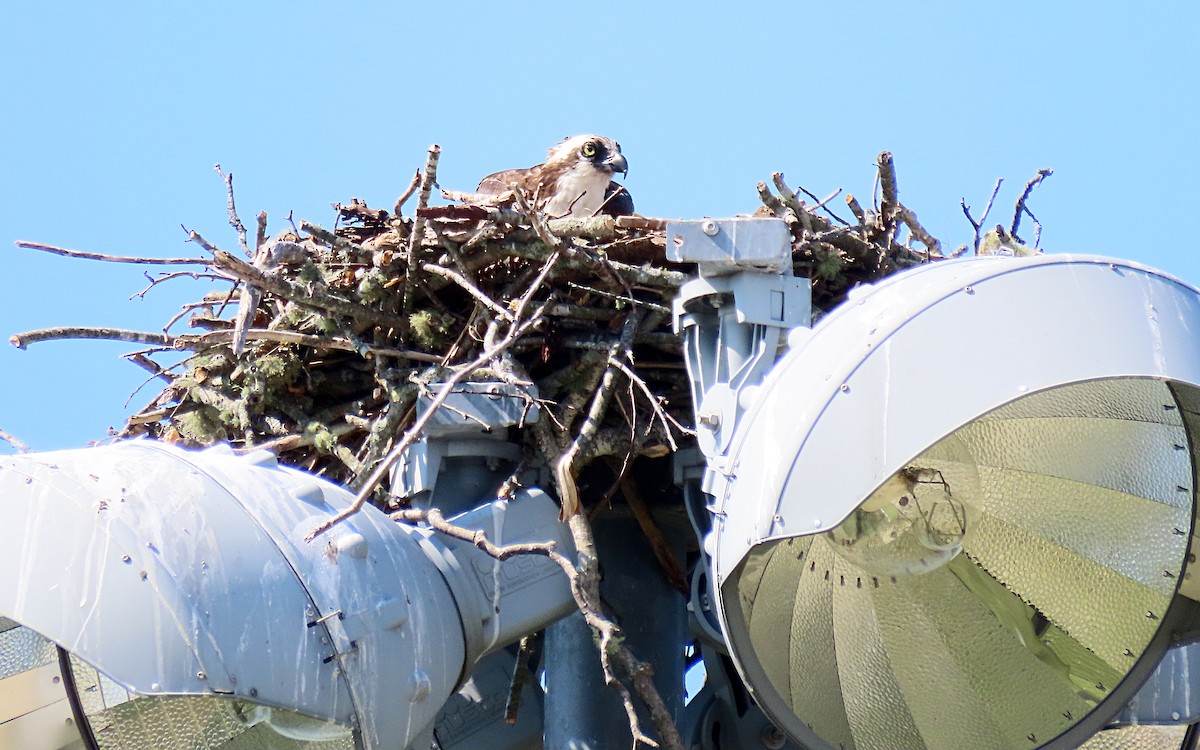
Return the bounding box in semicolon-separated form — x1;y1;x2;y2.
393;168;423;216
793;181;851;226
1011;168;1053;243
255;211;268;252
130;271;229;300
10;327;173;349
208;248;413;331
606;355;690;450
845;194;866;225
554;311;642;518
421;263;514;321
962;178;1003;252
214;164;250;257
566;282;672;315
896;206;942;256
566;511;679;750
299;221;370;258
14;241;209;265
174;328;443;362
505;632;542;724
877;151;899;230
0;428;31;453
811;188;844;212
401;145;443;344
241;421;360;455
612;462;688;595
390;506;681;749
124;353;173;383
615;216;669;231
755;181;791;222
494;241;687;290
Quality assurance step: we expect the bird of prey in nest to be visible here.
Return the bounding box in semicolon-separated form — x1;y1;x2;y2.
477;134;634;218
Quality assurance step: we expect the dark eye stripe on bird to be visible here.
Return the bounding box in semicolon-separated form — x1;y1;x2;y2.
476;134;634;219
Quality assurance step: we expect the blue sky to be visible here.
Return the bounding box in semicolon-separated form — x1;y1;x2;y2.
2;2;1197;453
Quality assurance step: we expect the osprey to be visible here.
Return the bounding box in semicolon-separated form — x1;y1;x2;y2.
477;135;633;218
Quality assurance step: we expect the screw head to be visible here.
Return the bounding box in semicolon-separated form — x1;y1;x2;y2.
761;725;787;750
701;220;719;236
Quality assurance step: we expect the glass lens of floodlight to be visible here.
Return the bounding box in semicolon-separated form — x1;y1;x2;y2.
724;379;1195;750
0;620;355;750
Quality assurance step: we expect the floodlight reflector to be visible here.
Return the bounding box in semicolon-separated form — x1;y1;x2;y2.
707;255;1200;750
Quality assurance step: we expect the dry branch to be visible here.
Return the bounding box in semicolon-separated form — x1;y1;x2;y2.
1012;168;1053;244
394;506;682;749
14;240;210;265
0;428;31;453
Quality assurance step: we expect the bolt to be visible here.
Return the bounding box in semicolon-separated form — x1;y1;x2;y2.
698;411;721;429
407;670;432;703
701;220;719;237
761;725;787;750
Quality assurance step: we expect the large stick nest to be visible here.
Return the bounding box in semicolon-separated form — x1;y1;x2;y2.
12;149;1046;514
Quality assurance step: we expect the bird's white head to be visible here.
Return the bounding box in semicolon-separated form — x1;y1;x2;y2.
546;135;628;178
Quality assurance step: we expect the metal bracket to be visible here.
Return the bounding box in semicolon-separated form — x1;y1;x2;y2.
1112;638;1200;725
391;382;538;508
666;217;792;275
416;381;539;438
668;220;811;462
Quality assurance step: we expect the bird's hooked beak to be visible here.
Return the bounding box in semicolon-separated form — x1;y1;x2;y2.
606;152;628;178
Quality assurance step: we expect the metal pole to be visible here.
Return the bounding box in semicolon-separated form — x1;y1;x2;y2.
544;508;688;750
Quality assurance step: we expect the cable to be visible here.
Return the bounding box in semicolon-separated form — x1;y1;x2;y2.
56;646;101;750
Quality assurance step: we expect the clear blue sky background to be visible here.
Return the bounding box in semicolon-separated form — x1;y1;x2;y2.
2;2;1197;454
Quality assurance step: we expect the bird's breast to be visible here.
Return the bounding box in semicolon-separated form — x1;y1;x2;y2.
542;166;613;218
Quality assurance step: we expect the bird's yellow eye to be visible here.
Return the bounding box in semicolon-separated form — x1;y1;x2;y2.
581;141;597;157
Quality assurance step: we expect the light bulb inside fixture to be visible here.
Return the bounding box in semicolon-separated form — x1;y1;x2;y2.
825;435;980;577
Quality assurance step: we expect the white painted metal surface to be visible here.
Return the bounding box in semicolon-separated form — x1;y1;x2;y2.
712;254;1200;580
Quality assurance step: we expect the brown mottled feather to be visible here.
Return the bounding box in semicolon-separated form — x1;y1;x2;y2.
476;135;634;217
477;166;542;196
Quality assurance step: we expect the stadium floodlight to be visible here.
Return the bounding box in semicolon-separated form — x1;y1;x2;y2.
0;441;574;750
672;218;1200;750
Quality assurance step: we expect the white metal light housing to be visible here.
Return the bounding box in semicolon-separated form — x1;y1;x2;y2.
0;441;573;750
708;255;1200;750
